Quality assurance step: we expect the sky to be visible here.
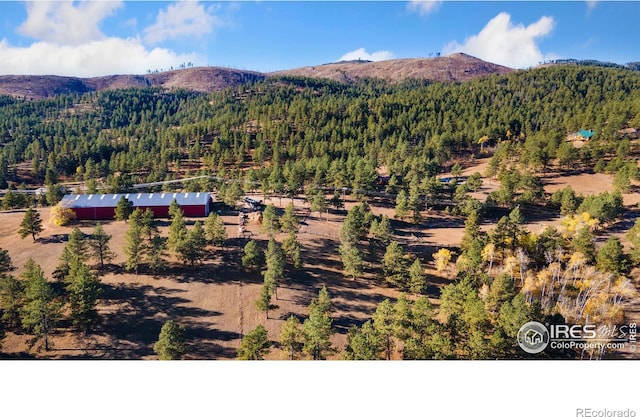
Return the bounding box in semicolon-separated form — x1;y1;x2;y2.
0;1;639;77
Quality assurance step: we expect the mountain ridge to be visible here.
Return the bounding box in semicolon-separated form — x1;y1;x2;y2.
0;53;574;99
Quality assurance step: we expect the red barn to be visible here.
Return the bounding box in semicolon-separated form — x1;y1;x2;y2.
61;192;212;220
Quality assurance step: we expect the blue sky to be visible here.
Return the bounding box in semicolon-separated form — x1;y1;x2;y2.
0;1;638;77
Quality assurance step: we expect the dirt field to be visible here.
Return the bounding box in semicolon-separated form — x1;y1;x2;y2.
2;157;639;359
1;197;451;359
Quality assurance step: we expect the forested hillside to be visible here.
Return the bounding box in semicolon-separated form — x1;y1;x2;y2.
1;65;639;197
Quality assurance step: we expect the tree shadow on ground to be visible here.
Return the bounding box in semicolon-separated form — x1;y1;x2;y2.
96;282;224;355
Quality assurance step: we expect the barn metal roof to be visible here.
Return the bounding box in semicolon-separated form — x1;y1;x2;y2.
61;192;212;209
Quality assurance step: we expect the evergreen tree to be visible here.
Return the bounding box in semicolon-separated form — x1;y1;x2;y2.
89;224;115;269
340;204;368;243
282;231;303;269
204;213;227;248
66;261;102;332
596;237;627;274
281;202;299;233
20;259;60;351
263;238;285;299
344;320;382;360
168;201;187;254
52;245;74;282
255;283;273;319
0;247;14;274
408;258;427;295
124;212;145;274
67;226;89;262
382;241;408;288
572;227;596;262
302;301;333;360
261;204;281;236
18;208;43;242
408;179;422;223
395;189;409;219
372;299;396;360
312;285;332;316
147;233;167;274
154;320;186;360
279;314;303;360
310;191;328;219
237;324;270;360
339;240;363;279
0;274;24;327
114;196;134;222
177;221;207;266
242;240;265;271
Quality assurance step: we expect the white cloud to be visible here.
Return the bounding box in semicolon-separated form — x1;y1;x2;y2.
144;1;225;44
407;1;443;16
339;48;394;62
442;12;555;68
18;1;123;45
0;38;199;77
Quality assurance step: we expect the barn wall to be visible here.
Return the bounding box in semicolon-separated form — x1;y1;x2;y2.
71;204;207;220
182;205;207;217
72;207;116;220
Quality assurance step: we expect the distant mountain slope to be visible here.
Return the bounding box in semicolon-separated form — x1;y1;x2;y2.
0;54;514;99
0;67;266;99
271;53;514;83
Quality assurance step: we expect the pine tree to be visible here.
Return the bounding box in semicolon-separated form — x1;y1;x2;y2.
339;240;363;279
572;227;596;262
147;233;167;274
18;208;43;242
312;285;332;316
255;283;273;319
114;196;133;222
237;324;270;360
154;320;186;360
261;204;280;236
124;214;145;274
281;202;299;233
263;238;285;300
373;299;396;360
52;245;73;282
344;320;382;360
395;189;409;219
204;213;227;248
282;231;303;269
177;221;207;266
0;247;14;274
20;259;60;351
242;240;265;271
279;314;303;360
596;237;627;274
168;202;187;254
310;191;328;219
0;274;24;327
67;226;89;262
89;224;115;269
382;241;408;288
302;301;333;360
66;261;101;332
408;179;422;223
408;258;427;295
